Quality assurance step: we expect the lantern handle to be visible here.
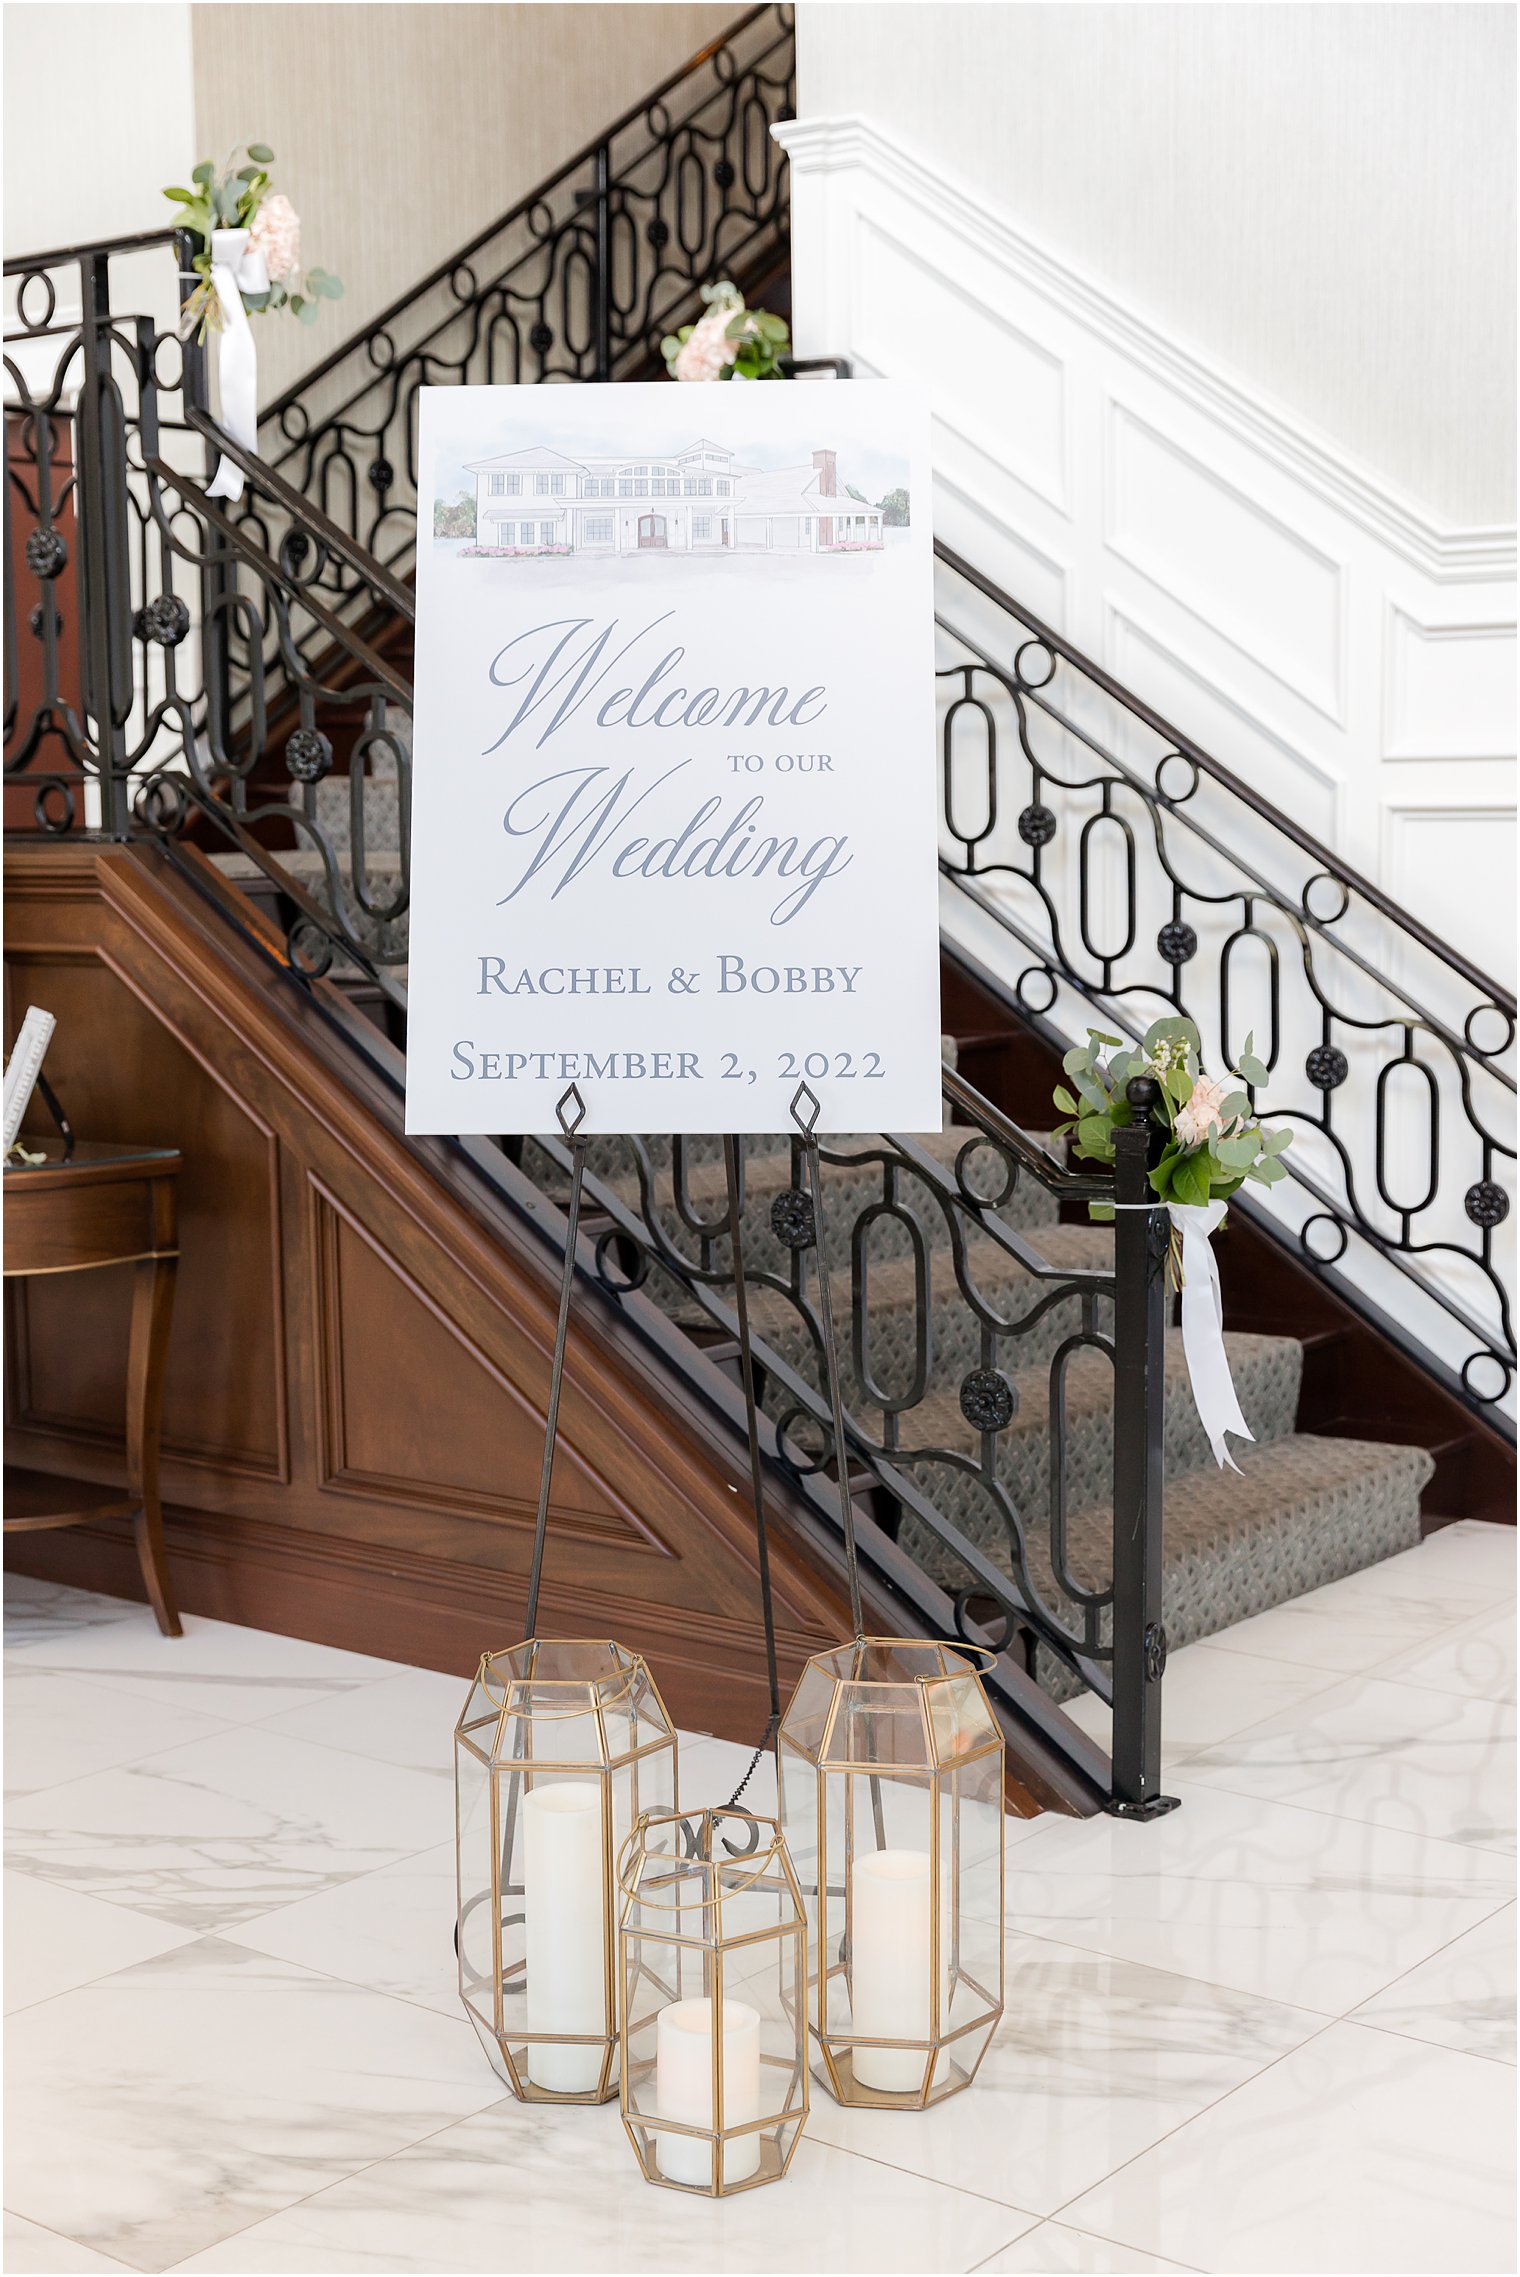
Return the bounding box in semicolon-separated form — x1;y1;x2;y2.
524;1084;589;1641
790;1082;867;1644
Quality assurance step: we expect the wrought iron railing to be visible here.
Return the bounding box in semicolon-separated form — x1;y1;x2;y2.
4;222;1178;1813
934;544;1516;1430
3;229;417;980
521;1071;1172;1815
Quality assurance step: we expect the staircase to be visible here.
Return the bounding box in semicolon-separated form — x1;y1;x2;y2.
4;2;1512;1818
242;766;1440;1704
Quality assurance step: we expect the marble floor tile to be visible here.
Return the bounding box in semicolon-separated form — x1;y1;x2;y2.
992;1778;1514;2012
4;1937;507;2273
1351;1902;1516;2063
5;1722;455;1932
12;1606;405;1726
168;2101;1030;2275
1062;2020;1517;2274
804;1932;1319;2215
4;1867;196;2015
4;1575;143;1653
1183;1675;1517;1853
1056;1642;1342;1757
5;1664;234;1795
1377;1607;1517;1705
1376;1519;1518;1599
254;1665;470;1773
973;2223;1200;2273
228;1842;459;2018
1200;1572;1495;1679
3;2210;136;2273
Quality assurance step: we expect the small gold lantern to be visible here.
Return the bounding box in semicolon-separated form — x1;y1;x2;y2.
455;1637;676;2102
778;1638;1005;2108
619;1807;809;2194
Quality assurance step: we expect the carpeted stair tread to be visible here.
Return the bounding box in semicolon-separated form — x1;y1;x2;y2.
900;1431;1432;1698
897;1331;1297;1460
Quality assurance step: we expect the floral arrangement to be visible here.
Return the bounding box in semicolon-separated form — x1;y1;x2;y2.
661;279;790;381
165;146;341;336
1053;1016;1292;1227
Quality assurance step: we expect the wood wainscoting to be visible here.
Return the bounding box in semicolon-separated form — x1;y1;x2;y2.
2;842;1082;1815
2;839;856;1743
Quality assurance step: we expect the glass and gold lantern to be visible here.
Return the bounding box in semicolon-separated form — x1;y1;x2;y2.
778;1638;1005;2108
455;1637;676;2102
619;1806;809;2194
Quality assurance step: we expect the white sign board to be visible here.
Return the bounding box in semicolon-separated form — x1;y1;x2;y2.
405;381;940;1135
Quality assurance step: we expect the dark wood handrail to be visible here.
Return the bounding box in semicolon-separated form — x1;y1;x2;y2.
4;226;178;276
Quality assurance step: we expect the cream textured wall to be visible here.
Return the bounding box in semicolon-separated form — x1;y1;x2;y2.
191;3;739;402
4;3;195;254
795;2;1516;526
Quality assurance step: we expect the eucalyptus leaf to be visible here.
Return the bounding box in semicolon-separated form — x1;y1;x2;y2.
1052;1086;1079;1115
192;160;214;184
1237;1052;1270;1088
246;142;275;162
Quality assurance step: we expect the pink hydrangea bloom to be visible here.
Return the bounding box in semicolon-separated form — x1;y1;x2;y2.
1174;1072;1234;1148
672;300;739;382
250;193;301;284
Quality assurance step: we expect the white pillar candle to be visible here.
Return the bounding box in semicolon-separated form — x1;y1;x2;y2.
655;1998;762;2187
850;1847;934;2092
523;1781;607;2092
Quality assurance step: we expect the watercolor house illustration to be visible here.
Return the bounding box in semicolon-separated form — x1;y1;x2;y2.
462;438;886;554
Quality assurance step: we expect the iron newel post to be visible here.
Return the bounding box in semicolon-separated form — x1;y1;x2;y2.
1108;1076;1179;1819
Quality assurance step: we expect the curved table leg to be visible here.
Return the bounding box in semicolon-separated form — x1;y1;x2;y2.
126;1252;182;1637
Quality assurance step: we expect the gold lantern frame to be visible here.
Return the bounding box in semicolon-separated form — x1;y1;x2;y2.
778;1634;1006;2111
618;1806;809;2196
455;1635;677;2103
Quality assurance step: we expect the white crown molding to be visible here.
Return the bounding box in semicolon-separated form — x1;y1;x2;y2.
773;114;1516;585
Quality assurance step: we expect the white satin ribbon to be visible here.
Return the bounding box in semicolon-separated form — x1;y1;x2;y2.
1168;1199;1254;1472
205;228;266;502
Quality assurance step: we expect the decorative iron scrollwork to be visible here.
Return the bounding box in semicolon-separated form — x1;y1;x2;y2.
1305;1044;1349;1090
1017;803;1057;847
770;1189;816;1249
285;727;334;783
1466;1180;1510;1229
133;594;190;647
958;1367;1018;1433
1157;921;1197;965
24;528;66;579
1143;1622;1167;1682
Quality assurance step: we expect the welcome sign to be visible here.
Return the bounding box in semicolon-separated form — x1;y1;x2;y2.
405;381;940;1135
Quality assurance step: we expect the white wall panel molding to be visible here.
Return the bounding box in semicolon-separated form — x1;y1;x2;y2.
1103;400;1349;728
778;110;1517;981
777;114;1517;582
1382;607;1519;763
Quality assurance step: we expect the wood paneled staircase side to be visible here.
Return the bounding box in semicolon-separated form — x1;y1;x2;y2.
0;841;1076;1812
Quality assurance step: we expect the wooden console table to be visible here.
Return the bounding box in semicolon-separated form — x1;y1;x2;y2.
4;1141;183;1635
